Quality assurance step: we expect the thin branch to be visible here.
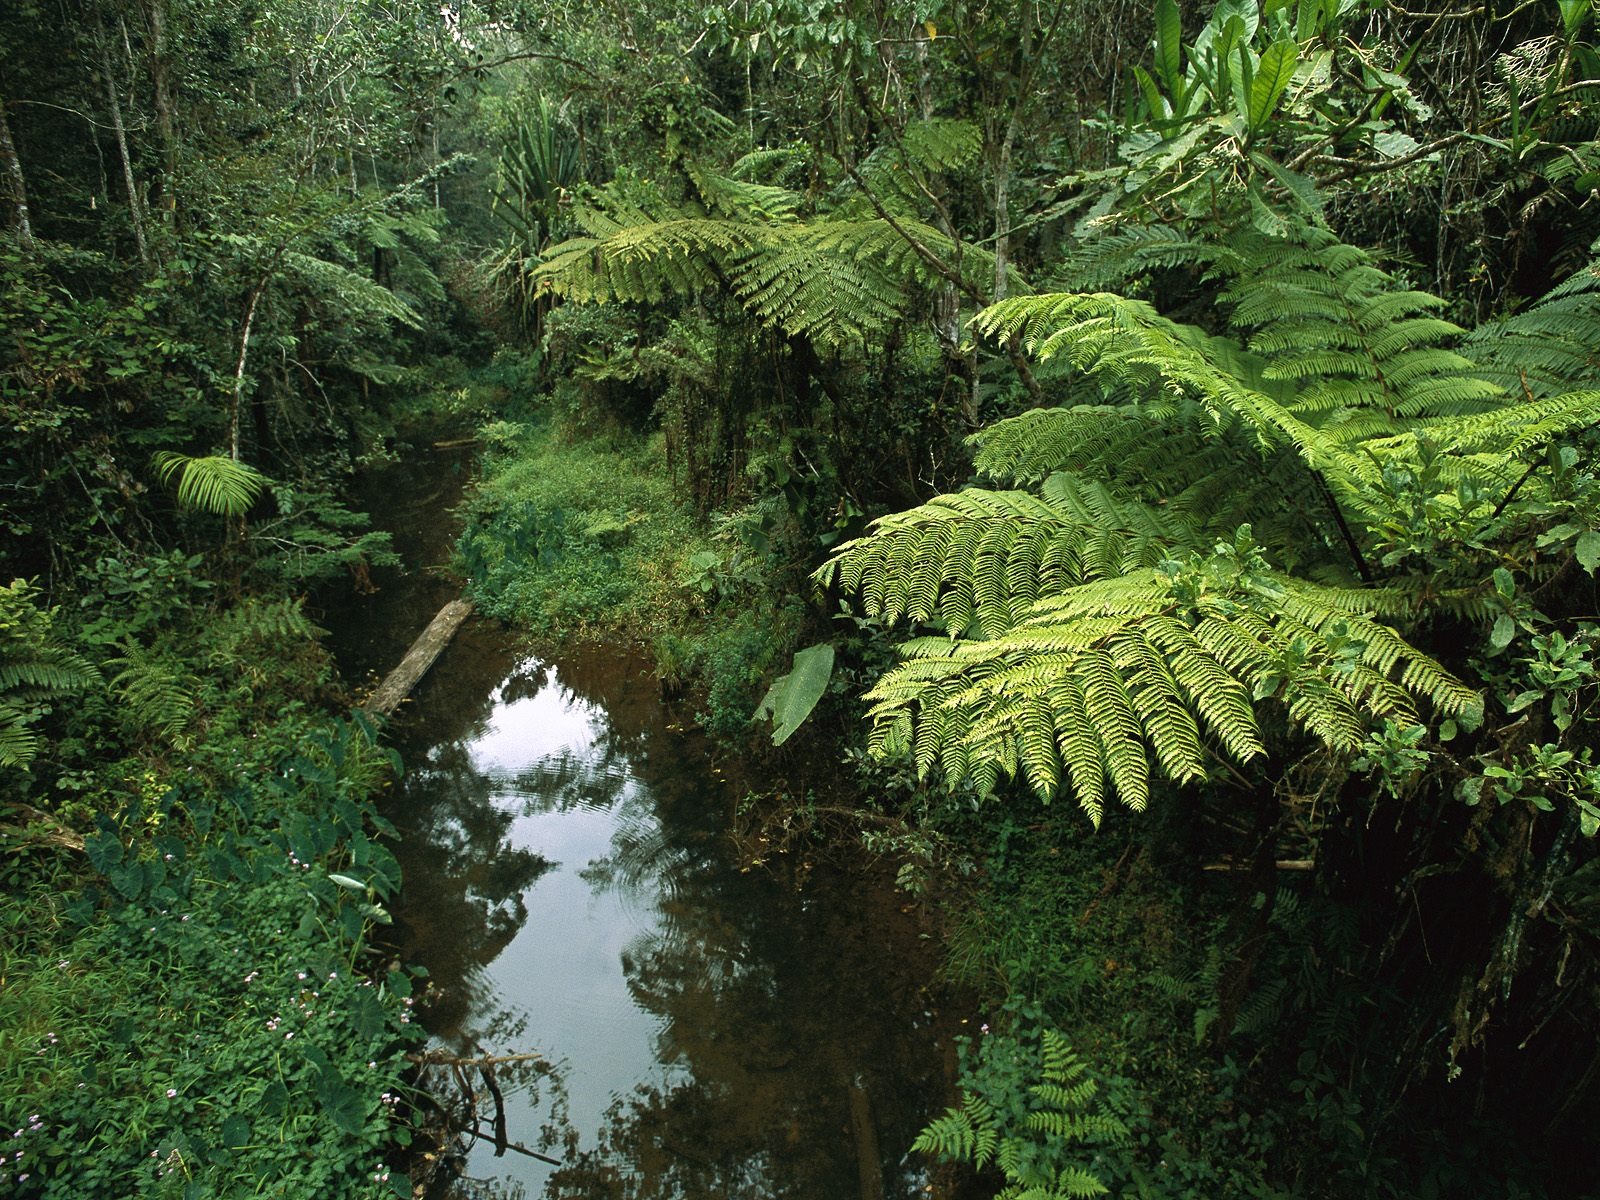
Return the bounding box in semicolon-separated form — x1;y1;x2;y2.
406;1050;550;1069
10;99;149;132
1312;79;1600;182
839;161;982;304
452;49;599;80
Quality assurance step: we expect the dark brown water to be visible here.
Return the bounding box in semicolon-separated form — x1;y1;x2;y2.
324;449;961;1200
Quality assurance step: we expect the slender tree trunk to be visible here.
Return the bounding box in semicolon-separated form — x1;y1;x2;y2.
0;90;35;248
231;284;264;461
993;118;1016;302
97;22;149;263
142;0;178;224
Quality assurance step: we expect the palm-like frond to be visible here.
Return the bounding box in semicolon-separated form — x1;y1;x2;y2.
819;477;1207;637
106;643;198;743
535;189;994;348
0;580;101;769
153;452;268;518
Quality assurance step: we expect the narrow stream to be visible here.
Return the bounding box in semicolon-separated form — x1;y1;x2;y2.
324;446;961;1200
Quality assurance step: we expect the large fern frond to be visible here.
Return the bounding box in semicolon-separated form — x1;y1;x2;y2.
536;189;994;347
0;705;38;768
277;249;423;330
1465;260;1600;397
107;643;198;743
818;478;1207;637
860;534;1477;823
0;579;100;768
911;1094;1000;1166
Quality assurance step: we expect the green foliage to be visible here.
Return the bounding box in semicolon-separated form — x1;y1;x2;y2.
104;642;199;746
0;581;99;769
487;93;583;332
1466;260;1600;398
534;172;994;349
753;641;835;745
823;223;1600;821
0;717;417;1199
458;419;706;636
153;452;268;519
847;529;1474;823
914;1026;1128;1198
248;485;400;587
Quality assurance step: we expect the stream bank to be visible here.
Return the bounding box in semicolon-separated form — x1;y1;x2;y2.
325;440;966;1199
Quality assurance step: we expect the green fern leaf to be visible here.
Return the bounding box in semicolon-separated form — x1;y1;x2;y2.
154;452;268;518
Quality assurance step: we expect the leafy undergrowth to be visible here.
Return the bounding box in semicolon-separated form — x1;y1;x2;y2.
1;716;422;1200
459;417;705;636
929;791;1560;1199
458;414;804;739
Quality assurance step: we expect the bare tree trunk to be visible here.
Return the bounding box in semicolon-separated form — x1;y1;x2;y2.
142;0;178;224
231;284;264;461
0;89;35;248
431;112;441;208
97;22;149;263
993;119;1017;302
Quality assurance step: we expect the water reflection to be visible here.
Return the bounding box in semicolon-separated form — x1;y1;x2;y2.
386;639;953;1199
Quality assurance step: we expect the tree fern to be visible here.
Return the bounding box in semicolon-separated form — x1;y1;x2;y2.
534;178;995;348
818;477;1208;638
851;528;1477;823
1465;260;1600;397
832;220;1600;821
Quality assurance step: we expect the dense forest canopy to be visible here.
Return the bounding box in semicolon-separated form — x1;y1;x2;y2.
4;0;1600;1196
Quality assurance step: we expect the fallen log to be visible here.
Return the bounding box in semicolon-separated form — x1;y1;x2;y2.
362;598;474;716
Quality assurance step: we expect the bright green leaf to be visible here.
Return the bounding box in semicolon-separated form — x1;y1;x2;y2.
1490;614;1516;651
1154;0;1183;93
1247;40;1298;132
753;642;835;746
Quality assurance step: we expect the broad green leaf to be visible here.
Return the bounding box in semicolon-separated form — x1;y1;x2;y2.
1232;42;1255;122
1576;530;1600;573
1372;129;1421;158
1133;65;1168;122
1490;613;1516;651
328;872;367;892
318;1077;366;1136
1247;40;1298;132
753;642;835;746
220;1115;251;1150
1154;0;1183;93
